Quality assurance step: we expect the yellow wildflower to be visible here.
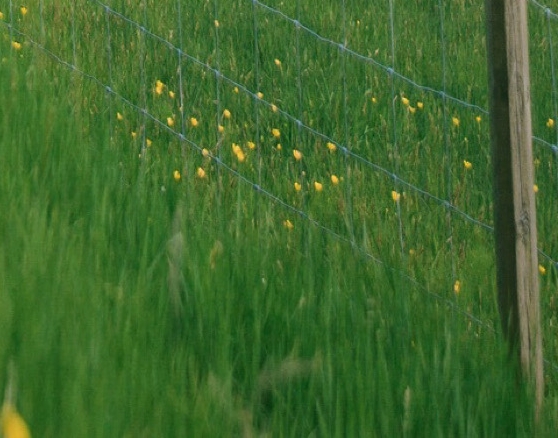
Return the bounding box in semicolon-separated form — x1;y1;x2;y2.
283;219;294;230
233;86;239;94
408;106;416;114
391;190;401;202
173;170;181;181
371;97;377;104
146;138;152;147
190;117;198;127
116;112;124;121
218;124;225;133
331;175;339;185
256;91;264;99
276;144;282;151
452;117;460;127
417;102;424;109
272;128;281;138
155;80;164;95
214;19;220;28
326;142;337;152
293;149;303;161
475;115;482;123
232;143;241;154
401;96;410;106
131;131;137;139
196;167;206;179
11;41;22;51
247;141;256;150
202;148;210;158
463;160;472;170
235;150;246;162
294;182;302;191
539;265;546;275
547;118;555;129
20;6;28;16
274;58;282;67
453;280;461;294
314;181;323;192
270;103;278;113
223;109;231;119
0;11;4;20
1;403;31;438
167;116;175;127
533;184;539;193
168;90;175;99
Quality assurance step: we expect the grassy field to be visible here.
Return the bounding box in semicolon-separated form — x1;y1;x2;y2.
1;0;558;435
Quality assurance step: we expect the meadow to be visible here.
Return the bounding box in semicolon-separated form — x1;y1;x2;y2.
1;0;558;435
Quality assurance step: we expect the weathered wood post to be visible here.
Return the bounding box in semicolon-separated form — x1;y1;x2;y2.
485;0;543;415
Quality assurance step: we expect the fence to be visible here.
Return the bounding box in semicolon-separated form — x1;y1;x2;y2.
2;0;557;389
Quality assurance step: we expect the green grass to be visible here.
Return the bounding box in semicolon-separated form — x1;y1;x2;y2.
1;0;558;435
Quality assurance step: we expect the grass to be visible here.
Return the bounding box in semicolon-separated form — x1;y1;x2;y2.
1;0;558;435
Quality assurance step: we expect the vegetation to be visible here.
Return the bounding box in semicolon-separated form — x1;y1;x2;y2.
0;0;557;435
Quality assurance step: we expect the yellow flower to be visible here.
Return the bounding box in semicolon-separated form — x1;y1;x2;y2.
131;131;137;139
218;124;225;133
167;116;175;127
417;102;424;109
314;181;323;192
293;149;303;161
294;182;302;191
453;280;461;294
247;141;256;150
475;115;482;123
463;160;472;170
202;148;210;158
190;117;198;127
223;109;231;119
11;41;22;51
276;144;282;151
146;138;152;147
331;175;339;185
409;248;416;256
274;58;282;67
232;143;241;154
272;128;281;138
391;190;401;202
326;142;337;152
235;150;246;162
256;91;264;99
20;6;28;16
155;80;164;95
173;170;181;181
1;403;31;438
546;118;555;129
401;96;410;106
283;219;294;230
452;117;460;127
539;265;546;275
196;167;206;179
233;86;239;94
0;11;4;20
533;184;539;193
214;19;220;28
371;96;377;104
408;106;416;114
116;112;124;121
168;90;175;99
270;103;278;113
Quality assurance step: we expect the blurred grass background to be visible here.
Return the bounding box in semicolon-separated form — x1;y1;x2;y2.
1;0;558;435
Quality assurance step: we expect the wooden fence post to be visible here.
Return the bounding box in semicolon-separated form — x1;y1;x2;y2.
484;0;543;415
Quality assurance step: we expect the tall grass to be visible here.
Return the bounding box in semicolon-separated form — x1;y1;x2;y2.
1;0;557;435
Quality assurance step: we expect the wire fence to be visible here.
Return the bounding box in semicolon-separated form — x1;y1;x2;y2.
1;0;557;369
